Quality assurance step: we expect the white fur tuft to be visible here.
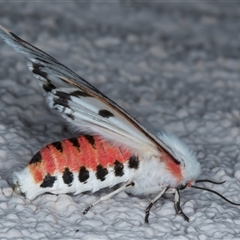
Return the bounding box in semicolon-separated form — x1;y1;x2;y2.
157;131;201;183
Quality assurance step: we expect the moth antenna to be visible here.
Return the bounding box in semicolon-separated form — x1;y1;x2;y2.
191;185;240;206
196;179;226;185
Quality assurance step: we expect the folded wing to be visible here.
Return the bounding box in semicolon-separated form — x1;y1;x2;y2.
0;25;161;155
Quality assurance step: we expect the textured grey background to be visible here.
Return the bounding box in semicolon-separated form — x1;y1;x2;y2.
0;2;240;239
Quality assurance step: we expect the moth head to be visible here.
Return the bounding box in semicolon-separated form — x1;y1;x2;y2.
156;131;201;186
178;179;240;220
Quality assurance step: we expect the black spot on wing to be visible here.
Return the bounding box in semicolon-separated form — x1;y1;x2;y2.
53;91;72;108
96;165;108;181
69;138;80;151
71;90;91;97
31;62;48;79
40;174;56;188
79;166;89;183
55;91;71;100
66;113;75;120
84;135;95;148
53;97;70;108
62;168;73;185
98;109;114;118
43;80;56;92
128;155;139;169
29;151;42;164
114;160;124;177
52;141;63;152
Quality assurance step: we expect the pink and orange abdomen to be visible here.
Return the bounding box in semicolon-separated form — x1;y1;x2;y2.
27;135;139;190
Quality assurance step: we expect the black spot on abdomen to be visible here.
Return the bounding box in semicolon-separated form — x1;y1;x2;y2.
114;160;124;177
69;138;80;151
128;155;139;169
84;135;95;148
96;165;108;181
98;109;114;118
52;141;63;152
79;166;89;183
62;168;73;186
29;151;42;164
40;174;56;188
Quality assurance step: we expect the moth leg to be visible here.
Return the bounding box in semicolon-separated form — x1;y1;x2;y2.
82;182;135;215
145;187;168;224
174;188;189;222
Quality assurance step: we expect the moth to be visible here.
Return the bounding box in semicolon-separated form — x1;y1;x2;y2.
0;25;239;223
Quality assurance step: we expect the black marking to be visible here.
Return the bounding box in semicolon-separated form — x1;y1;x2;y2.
126;182;135;187
10;31;26;43
40;174;56;188
83;205;92;215
53;91;71;108
96;165;108;181
53;98;67;106
55;91;71;100
173;157;181;165
21;192;26;198
43;80;56;92
29;151;42;164
79;166;89;183
66;113;75;120
128;155;139;169
114;160;124;177
98;109;114;118
71;90;91;97
35;58;51;64
62;168;73;185
69;138;80;151
85;135;95;148
174;189;189;222
9;29;169;154
53;97;70;108
31;62;48;79
52;141;63;152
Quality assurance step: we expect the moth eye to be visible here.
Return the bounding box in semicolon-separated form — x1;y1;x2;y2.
178;184;187;190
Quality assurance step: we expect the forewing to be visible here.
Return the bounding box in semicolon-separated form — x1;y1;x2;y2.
0;25;160;154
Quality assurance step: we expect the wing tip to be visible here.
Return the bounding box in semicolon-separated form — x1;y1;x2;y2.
0;24;26;53
0;24;9;34
0;25;12;41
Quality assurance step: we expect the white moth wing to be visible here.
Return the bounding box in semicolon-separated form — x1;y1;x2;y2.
0;25;162;155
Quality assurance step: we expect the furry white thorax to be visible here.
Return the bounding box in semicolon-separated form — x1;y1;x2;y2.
126;153;178;196
156;131;201;184
126;136;201;196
